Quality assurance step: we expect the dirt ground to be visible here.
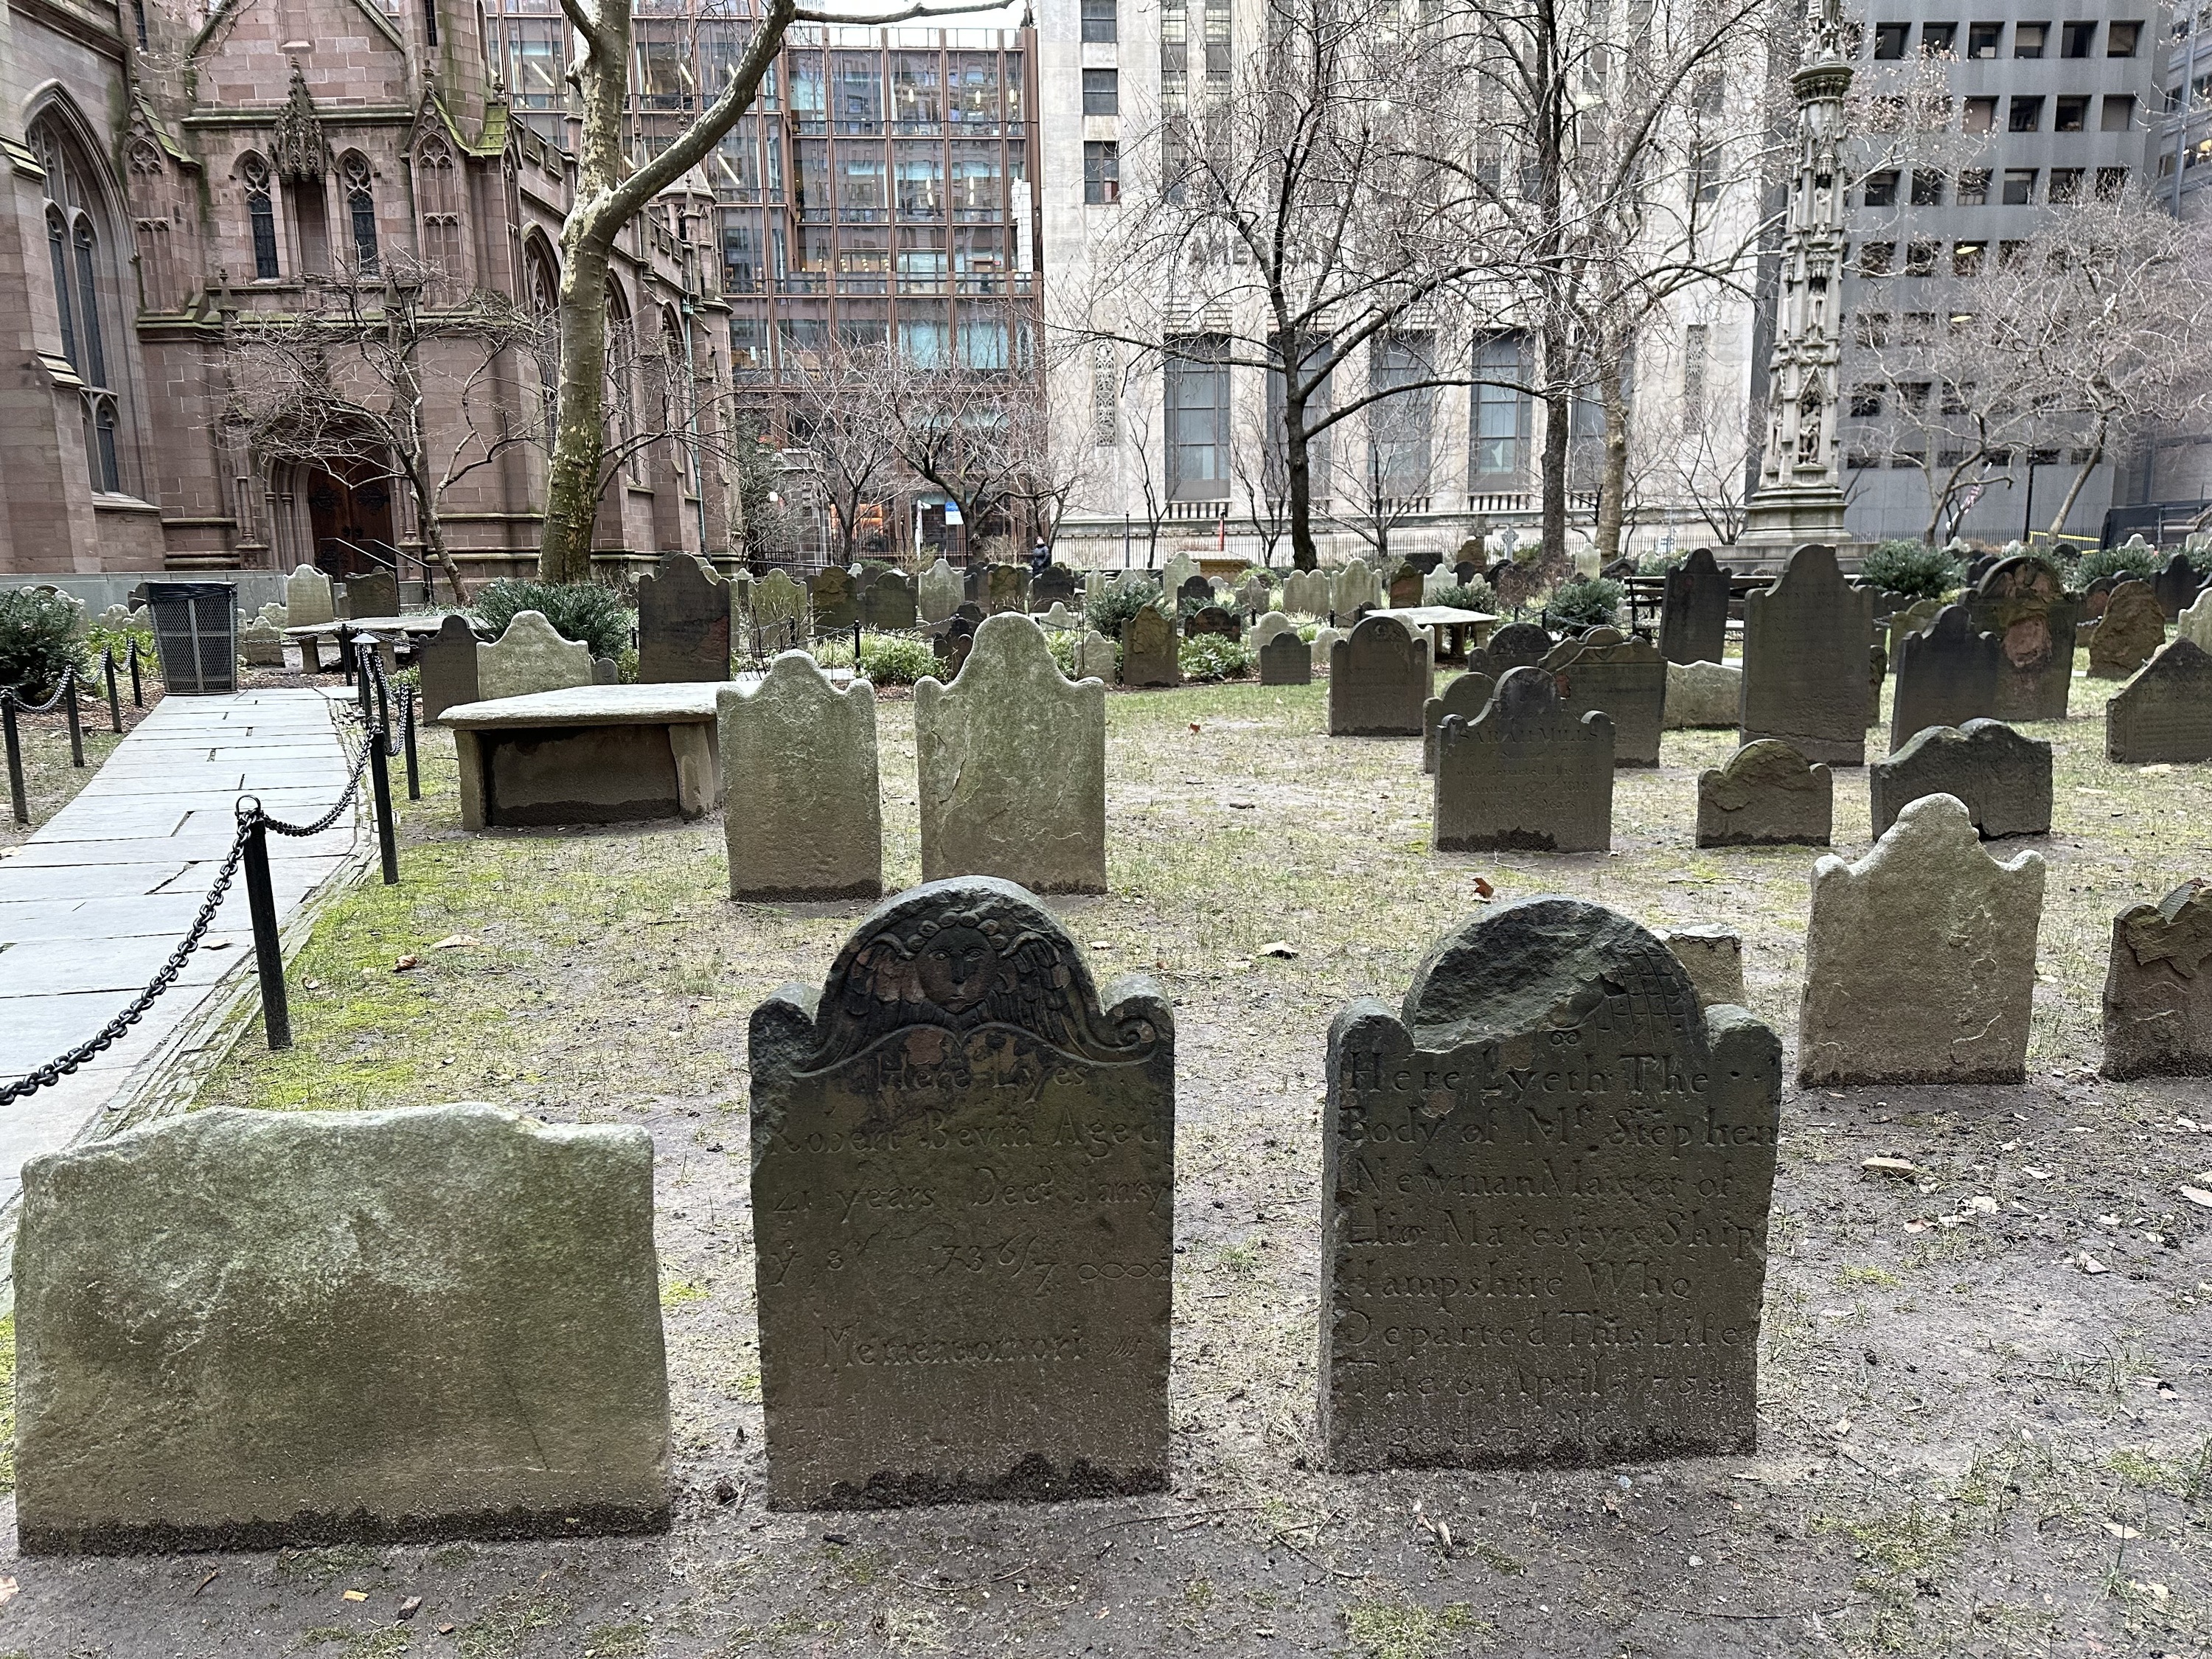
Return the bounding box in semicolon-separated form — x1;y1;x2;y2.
2;653;2208;1659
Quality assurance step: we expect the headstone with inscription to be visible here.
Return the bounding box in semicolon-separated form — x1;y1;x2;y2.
476;611;594;702
417;613;481;721
1328;614;1429;736
239;617;286;667
1695;740;1832;848
863;570;918;632
750;877;1173;1509
1964;555;2076;720
1119;607;1180;689
2090;581;2166;679
341;569;397;621
1740;543;1876;765
2101;878;2212;1079
1889;604;2003;753
919;558;962;624
285;564;335;629
1259;633;1312;686
1332;558;1380;619
1433;667;1613;852
1468;620;1553;678
1422;670;1495;775
719;652;881;902
1664;660;1740;728
1871;718;2051;839
1321;897;1780;1472
2106;639;2212;762
1659;547;1731;666
1282;571;1332;616
811;567;861;631
1548;636;1666;767
637;553;731;684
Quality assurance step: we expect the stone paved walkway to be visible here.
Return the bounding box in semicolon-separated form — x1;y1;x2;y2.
0;688;362;1204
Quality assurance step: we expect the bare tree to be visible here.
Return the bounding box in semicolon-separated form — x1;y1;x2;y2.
782;335;901;566
877;350;1035;562
1229;395;1290;568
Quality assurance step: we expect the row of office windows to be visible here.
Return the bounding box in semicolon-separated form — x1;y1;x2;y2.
1868;18;2142;59
1855;161;2129;225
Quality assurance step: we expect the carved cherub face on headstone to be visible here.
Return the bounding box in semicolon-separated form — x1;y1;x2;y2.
917;920;998;1012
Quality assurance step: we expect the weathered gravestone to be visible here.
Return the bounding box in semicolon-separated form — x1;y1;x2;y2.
14;1105;667;1552
917;615;1107;894
1548;636;1666;767
476;611;594;702
1965;555;2076;720
933;615;978;676
1422;670;1496;775
918;557;962;623
750;879;1172;1508
1175;575;1212;613
2182;586;2212;650
239;617;286;667
285;563;335;627
1328;613;1429;736
1655;924;1746;1009
594;655;620;684
1032;563;1081;611
1074;629;1116;682
811;566;861;631
863;569;917;632
2106;638;2212;762
1664;660;1741;728
955;600;986;625
987;563;1029;615
1871;718;2051;839
752;568;811;647
1387;565;1422;610
1540;627;1624;667
1740;543;1876;766
341;569;397;621
1041;602;1076;632
1251;610;1298;649
1237;574;1273;614
718;652;881;902
1186;604;1240;639
1885;597;1942;662
1469;620;1554;678
417;613;481;722
1332;557;1380;618
2101;878;2212;1079
2090;581;2166;679
1312;625;1346;664
2154;553;2205;620
1282;570;1332;616
1695;740;1832;848
1660;547;1731;666
636;553;731;684
1797;793;2046;1086
1433;667;1612;852
1889;604;2003;753
1320;898;1780;1472
258;601;288;628
1119;606;1180;689
1160;552;1200;602
1259;633;1312;686
2083;575;2115;620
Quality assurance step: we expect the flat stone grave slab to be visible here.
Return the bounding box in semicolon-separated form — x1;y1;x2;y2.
442;684;723;830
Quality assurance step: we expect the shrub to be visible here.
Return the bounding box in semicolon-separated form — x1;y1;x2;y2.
1178;634;1254;682
1636;548;1686;576
1046;630;1079;678
0;588;91;700
2076;541;2160;586
1544;577;1623;630
472;578;634;661
1086;580;1161;640
857;634;938;686
1860;539;1963;600
1427;580;1498;613
84;619;153;672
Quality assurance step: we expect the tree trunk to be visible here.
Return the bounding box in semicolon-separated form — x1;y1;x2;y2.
539;232;616;585
1286;389;1318;571
1596;349;1630;565
2045;420;2107;541
1540;383;1570;572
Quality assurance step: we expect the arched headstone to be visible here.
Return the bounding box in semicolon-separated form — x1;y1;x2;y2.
1433;667;1612;852
637;553;731;683
1740;544;1875;766
718;652;880;900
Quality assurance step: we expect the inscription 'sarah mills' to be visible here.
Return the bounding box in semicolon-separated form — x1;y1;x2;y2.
1321;898;1782;1472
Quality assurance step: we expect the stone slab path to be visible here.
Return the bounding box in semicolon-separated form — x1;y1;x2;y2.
0;689;361;1205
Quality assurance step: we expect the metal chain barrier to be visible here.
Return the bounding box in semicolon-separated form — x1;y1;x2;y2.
4;664;83;825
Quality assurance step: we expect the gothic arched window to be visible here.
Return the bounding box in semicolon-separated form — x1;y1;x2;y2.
342;152;378;271
415;133;465;288
31;110;128;492
242;153;279;279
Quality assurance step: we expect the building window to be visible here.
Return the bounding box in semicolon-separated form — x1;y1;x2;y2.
46;209;77;366
343;153;378;271
2096;166;2129;198
1471;333;1530;484
2008;95;2043;131
2055;96;2088;131
2048;167;2084;202
1967;21;2001;57
243;155;279;279
131;0;147;47
415;134;466;287
1859;240;1895;276
1953;240;1986;276
1367;334;1435;497
1872;21;1908;58
1862;169;1900;205
1998;237;2029;265
1921;21;1955;53
2062;19;2096;55
1082;68;1118;115
2108;20;2140;55
1850;384;1883;418
1165;335;1229;500
1905;240;1938;275
2014;21;2047;56
1083;139;1119;203
2000;168;2037;204
1081;0;1117;42
1910;170;1944;205
1958;167;1991;204
1962;96;1997;133
1854;312;1889;347
2103;94;2135;131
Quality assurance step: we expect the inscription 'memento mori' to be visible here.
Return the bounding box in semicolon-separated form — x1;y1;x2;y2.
750;877;1175;1511
1321;897;1782;1473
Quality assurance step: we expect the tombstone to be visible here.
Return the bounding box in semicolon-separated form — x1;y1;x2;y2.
1695;740;1832;848
1433;667;1613;852
862;569;918;632
917;615;1107;894
1332;557;1380;618
1885;596;1944;663
1250;610;1298;649
1119;605;1180;689
238;616;286;667
1321;897;1778;1472
1658;548;1729;667
1421;669;1495;775
1871;717;2051;841
752;568;811;649
1186;604;1239;640
749;878;1170;1508
1032;563;1081;611
918;557;962;624
1888;603;2001;753
2107;639;2212;762
1740;543;1877;766
417;612;481;721
1964;555;2077;720
2089;581;2166;679
1153;552;1196;599
1327;614;1429;737
476;611;594;702
258;601;288;629
718;652;880;902
985;563;1029;616
1282;570;1331;616
810;566;860;630
342;569;397;620
1664;660;1741;728
593;655;619;684
2085;574;2121;620
1040;601;1076;632
1404;550;1443;576
2181;586;2212;651
13;1105;667;1552
2101;878;2212;1079
1386;564;1422;609
1797;793;2045;1086
933;614;978;677
1074;628;1117;682
633;553;731;684
285;563;335;629
1237;574;1273;615
1469;619;1553;678
1258;633;1312;686
963;562;990;605
1312;625;1346;665
1655;924;1746;1009
1547;636;1666;767
1175;574;1212;613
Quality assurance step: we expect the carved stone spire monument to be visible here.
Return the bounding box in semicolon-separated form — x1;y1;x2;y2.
1738;0;1852;554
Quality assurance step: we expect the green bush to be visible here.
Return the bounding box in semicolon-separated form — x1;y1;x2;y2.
1427;580;1498;613
857;634;938;686
1544;577;1622;630
1046;630;1079;678
2077;541;2160;586
1636;548;1686;576
1085;580;1161;640
84;620;153;672
1178;633;1254;682
1860;539;1964;600
0;588;90;700
472;579;634;661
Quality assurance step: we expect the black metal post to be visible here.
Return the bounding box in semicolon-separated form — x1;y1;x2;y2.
854;619;862;665
339;624;356;686
355;644;374;726
128;638;142;706
369;731;399;885
402;687;420;801
103;648;122;732
2;695;24;826
63;670;83;768
240;807;292;1051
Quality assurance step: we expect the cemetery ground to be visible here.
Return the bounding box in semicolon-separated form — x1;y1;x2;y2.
4;665;2209;1659
0;686;161;852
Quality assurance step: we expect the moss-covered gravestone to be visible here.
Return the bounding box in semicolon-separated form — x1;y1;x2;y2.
751;878;1173;1508
1965;555;2076;720
2089;580;2165;679
342;569;397;620
1321;898;1781;1472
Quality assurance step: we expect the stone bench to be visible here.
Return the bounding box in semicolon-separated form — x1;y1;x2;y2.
1381;605;1498;666
285;614;456;673
441;685;723;830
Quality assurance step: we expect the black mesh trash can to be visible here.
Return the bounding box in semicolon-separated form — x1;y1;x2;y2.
146;582;238;695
